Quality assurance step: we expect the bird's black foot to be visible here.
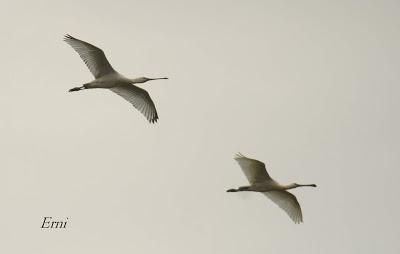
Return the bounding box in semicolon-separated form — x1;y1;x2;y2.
226;189;238;192
69;86;84;92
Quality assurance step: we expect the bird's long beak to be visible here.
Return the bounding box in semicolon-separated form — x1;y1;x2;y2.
148;77;168;81
299;184;317;187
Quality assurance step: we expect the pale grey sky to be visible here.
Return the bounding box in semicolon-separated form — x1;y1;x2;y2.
1;0;399;253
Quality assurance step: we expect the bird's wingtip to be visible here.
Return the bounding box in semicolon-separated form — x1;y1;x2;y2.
234;152;245;160
149;116;159;124
63;34;74;41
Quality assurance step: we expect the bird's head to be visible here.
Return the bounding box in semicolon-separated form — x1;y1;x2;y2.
132;77;168;84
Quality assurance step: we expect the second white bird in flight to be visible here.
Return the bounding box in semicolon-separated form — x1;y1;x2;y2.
227;153;316;223
64;34;167;123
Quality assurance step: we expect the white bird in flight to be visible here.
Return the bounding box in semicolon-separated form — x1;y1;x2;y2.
227;153;316;223
64;34;168;123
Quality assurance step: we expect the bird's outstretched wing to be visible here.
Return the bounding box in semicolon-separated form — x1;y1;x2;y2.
263;190;303;224
110;84;159;123
64;34;115;78
234;153;270;184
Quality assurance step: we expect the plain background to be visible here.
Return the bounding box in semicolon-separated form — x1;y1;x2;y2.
1;0;399;253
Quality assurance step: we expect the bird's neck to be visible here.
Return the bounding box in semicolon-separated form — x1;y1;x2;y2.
282;183;298;190
130;77;168;84
130;77;147;84
282;183;316;190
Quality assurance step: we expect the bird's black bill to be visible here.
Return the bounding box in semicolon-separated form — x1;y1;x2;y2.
299;184;317;187
226;189;238;192
149;77;168;80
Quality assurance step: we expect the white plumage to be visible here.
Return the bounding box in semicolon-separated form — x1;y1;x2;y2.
64;34;168;123
227;153;316;224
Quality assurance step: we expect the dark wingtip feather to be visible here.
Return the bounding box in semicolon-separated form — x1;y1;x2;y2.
150;116;159;124
63;34;75;41
149;112;159;124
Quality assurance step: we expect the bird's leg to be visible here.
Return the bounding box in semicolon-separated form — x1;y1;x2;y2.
69;86;84;92
226;186;250;192
69;84;88;92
